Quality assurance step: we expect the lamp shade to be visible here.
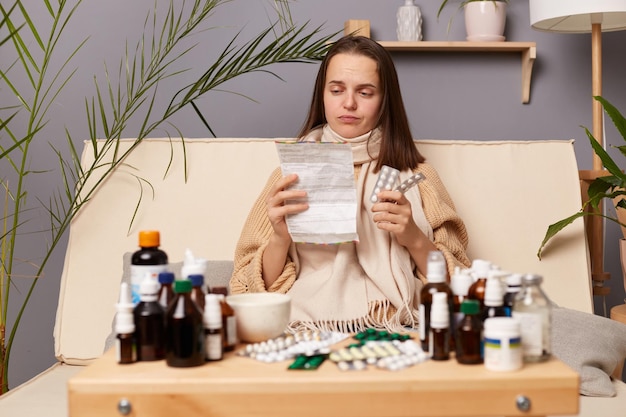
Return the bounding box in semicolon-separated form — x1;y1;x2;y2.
529;0;626;33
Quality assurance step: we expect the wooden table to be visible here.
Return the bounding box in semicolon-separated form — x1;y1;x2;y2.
68;347;579;417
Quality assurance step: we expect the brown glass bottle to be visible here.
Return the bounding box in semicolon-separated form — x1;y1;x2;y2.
189;274;206;312
115;282;136;364
211;287;237;351
133;276;166;361
481;273;507;322
455;299;483;364
419;251;452;352
429;292;450;361
165;279;205;367
130;230;168;305
157;271;175;310
466;259;491;310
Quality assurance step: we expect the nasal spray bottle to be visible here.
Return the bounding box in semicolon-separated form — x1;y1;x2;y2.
182;249;208;311
429;292;450;361
114;282;136;364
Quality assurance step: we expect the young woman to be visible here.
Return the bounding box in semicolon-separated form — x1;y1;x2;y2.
230;36;470;332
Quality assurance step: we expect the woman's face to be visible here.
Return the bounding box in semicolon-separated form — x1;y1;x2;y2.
323;53;382;139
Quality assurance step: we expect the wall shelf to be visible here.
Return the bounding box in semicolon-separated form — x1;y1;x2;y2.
377;41;537;104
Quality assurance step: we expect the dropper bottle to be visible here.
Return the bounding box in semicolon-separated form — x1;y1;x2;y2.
419;251;452;352
429;292;450;361
114;282;136;364
481;270;507;321
133;273;166;361
157;271;175;310
204;293;224;361
467;259;492;310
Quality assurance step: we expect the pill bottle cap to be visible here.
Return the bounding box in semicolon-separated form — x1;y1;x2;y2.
484;317;520;334
181;248;208;278
139;273;160;301
174;279;192;294
460;299;480;315
450;267;473;296
470;259;491;279
212;286;228;296
426;251;446;283
189;274;204;287
138;230;160;247
115;310;135;334
522;274;543;285
484;273;504;306
506;273;523;287
158;271;175;284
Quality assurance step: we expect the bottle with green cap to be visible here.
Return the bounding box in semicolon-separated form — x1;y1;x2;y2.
165;279;205;367
455;299;483;365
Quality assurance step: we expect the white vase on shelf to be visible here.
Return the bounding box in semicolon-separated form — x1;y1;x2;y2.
397;0;423;41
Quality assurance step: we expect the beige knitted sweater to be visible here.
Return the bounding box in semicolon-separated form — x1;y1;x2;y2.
230;156;471;331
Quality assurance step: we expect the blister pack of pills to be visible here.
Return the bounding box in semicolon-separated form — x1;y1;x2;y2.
328;339;429;372
370;165;400;203
237;331;349;363
370;165;425;203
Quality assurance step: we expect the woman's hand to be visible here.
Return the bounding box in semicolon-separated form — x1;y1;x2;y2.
266;173;309;244
371;190;421;248
371;190;437;276
262;174;308;288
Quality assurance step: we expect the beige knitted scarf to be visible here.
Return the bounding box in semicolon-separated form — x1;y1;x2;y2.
286;125;433;333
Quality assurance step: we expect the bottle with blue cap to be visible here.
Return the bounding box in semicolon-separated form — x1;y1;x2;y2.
189;274;206;312
157;271;175;310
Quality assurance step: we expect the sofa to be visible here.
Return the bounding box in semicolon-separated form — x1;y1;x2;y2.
1;137;625;416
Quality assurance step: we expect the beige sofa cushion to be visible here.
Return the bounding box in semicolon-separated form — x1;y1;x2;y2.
54;138;592;365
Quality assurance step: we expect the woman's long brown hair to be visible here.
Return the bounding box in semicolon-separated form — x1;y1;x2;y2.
298;35;424;172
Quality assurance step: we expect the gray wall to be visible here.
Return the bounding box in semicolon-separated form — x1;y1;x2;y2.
3;0;626;388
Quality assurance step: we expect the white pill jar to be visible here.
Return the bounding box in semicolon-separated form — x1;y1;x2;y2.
483;317;522;372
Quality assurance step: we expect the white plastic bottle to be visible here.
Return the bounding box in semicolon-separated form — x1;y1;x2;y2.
483;317;522;372
114;282;136;364
204;294;224;361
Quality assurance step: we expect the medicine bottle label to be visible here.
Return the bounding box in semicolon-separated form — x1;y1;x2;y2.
130;265;168;304
512;311;543;356
225;316;237;346
418;303;426;340
205;332;223;361
484;335;522;372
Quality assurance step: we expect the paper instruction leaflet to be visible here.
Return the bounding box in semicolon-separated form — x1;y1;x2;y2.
275;142;358;244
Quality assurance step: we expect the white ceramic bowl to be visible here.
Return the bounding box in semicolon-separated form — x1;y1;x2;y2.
225;293;291;343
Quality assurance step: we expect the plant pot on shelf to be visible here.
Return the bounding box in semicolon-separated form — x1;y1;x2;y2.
464;1;507;42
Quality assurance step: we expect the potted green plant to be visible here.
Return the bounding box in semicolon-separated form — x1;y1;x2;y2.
537;96;626;296
437;0;509;41
0;0;335;394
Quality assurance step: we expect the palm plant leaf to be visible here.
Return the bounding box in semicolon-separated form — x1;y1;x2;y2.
1;0;336;394
538;96;626;259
